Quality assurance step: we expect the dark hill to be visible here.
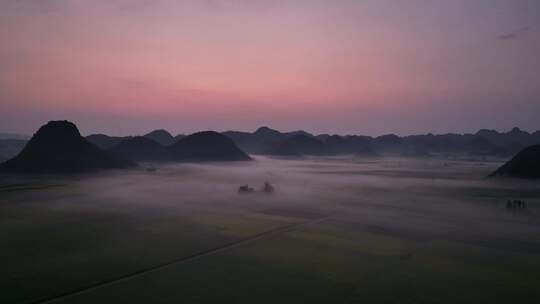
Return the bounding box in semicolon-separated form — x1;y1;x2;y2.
221;130;276;154
273;134;328;156
372;134;404;154
143;129;176;146
168;131;251;161
222;127;282;155
110;137;170;161
254;126;282;138
461;137;503;156
0;121;134;173
489;144;540;179
324;135;376;155
86;134;129;150
223;126;316;155
474;127;539;153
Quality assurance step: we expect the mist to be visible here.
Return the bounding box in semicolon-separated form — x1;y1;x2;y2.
2;156;540;303
6;156;538;242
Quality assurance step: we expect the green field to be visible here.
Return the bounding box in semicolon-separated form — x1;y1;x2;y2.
1;157;539;303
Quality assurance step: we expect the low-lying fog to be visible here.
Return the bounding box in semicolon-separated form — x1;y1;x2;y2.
4;156;539;242
2;156;540;303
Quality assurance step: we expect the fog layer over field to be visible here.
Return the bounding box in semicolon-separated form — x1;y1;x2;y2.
75;156;539;239
1;156;539;303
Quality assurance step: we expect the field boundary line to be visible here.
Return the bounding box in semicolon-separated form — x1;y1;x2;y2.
28;216;329;304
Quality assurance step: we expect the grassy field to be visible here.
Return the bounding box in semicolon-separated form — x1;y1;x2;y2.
1;157;539;303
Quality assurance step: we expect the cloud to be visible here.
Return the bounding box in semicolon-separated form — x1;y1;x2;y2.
497;25;533;40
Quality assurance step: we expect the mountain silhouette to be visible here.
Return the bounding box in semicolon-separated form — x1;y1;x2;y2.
174;134;185;142
143;129;176;146
254;126;282;137
3;125;540;161
168;131;251;161
109;136;170;161
224;126;285;154
221;126;540;157
86;134;129;150
461;137;504;156
0;121;134;173
223;126;316;154
371;134;404;155
323;135;376;156
489;144;540;179
273;134;328;156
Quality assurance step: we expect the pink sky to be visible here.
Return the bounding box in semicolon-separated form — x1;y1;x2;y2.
1;0;539;136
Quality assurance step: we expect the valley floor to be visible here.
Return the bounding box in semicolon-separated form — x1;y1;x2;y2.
1;156;539;304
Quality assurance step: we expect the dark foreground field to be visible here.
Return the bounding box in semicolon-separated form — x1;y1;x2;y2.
1;157;539;304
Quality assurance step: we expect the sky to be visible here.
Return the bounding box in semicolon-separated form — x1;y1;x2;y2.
1;0;539;136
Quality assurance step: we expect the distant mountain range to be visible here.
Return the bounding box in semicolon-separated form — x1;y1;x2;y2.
222;127;312;155
273;134;330;156
143;129;181;146
86;129;185;150
0;121;250;173
0;132;29;140
109;136;170;162
223;126;540;158
109;131;250;162
0;139;27;162
0;132;30;161
1;125;540;165
168;131;250;161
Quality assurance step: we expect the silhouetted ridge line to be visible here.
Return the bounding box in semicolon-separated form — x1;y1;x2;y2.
0;120;134;173
221;126;540;157
273;134;329;156
110;136;170;161
3;125;540;161
489;144;540;179
86;134;130;150
168;131;251;161
143;129;176;146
